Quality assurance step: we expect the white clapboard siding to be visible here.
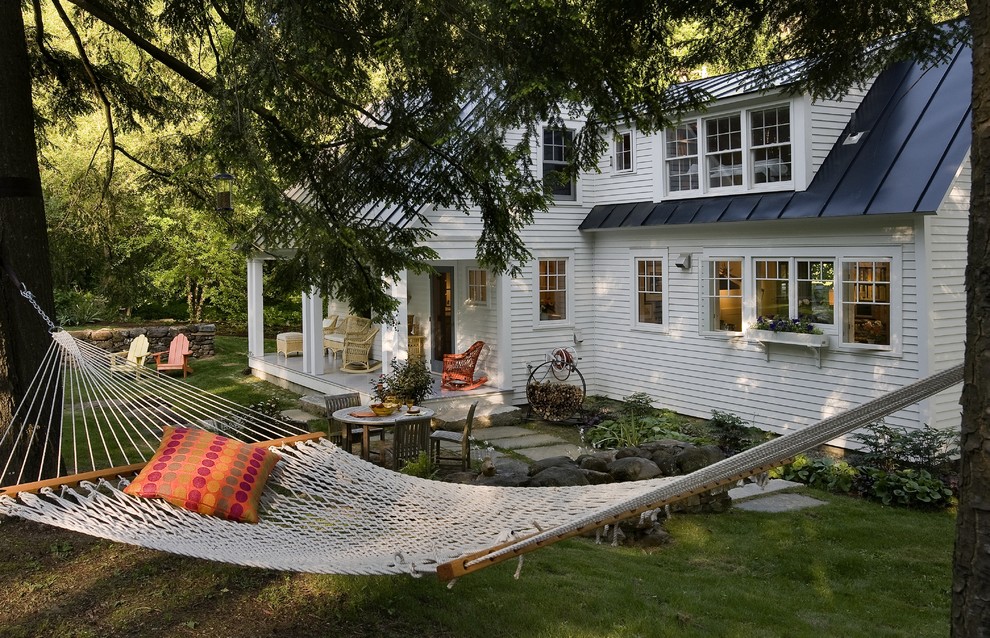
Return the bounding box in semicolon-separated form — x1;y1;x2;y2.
808;85;870;174
923;159;970;431
580;216;930;438
587;131;656;205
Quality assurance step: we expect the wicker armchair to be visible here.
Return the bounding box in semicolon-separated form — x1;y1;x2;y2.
324;315;372;362
340;327;381;372
441;341;488;391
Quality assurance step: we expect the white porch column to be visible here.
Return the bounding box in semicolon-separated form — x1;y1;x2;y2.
301;287;324;375
382;273;410;375
496;271;512;389
246;257;265;359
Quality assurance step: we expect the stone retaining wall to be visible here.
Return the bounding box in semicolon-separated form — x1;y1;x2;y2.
68;324;216;358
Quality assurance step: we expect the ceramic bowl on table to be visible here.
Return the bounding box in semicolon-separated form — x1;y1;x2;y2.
370;402;398;416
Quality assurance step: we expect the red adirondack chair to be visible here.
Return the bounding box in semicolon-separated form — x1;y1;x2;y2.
441;341;488;391
153;333;194;378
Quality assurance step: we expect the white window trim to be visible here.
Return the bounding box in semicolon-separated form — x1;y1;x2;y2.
659;97;805;200
539;122;583;205
466;267;490;307
533;254;574;327
699;254;747;337
631;252;669;332
699;248;902;355
837;256;899;353
613;128;635;175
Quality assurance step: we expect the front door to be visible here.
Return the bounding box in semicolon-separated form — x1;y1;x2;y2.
430;267;454;372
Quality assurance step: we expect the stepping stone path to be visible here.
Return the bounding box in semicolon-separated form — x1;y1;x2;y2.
284;404;825;513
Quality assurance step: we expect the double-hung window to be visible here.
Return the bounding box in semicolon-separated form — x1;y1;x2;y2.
538;258;568;321
751;105;792;184
842;261;891;345
706;258;744;332
706;115;743;188
467;268;488;305
635;257;665;326
665;123;699;192
664;103;793;196
614;130;634;173
543;128;576;201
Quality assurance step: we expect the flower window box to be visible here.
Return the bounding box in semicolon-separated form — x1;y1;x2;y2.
748;329;829;367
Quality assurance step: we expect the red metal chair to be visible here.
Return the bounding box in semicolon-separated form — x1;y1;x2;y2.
441;341;488;391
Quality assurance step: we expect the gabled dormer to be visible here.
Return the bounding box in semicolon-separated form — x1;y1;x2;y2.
586;63;876;206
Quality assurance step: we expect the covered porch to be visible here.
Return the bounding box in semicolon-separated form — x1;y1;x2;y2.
244;253;512;405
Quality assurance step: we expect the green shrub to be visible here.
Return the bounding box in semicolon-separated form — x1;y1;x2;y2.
708;409;751;452
399;452;437;479
585;394;698;449
54;288;108;326
857;467;954;509
771;454;859;493
853;420;959;473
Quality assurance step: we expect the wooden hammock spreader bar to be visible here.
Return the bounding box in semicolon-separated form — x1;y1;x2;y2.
436;459;788;582
0;431;326;498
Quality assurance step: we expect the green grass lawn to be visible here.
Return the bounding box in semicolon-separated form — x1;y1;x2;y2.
0;490;954;637
0;336;957;637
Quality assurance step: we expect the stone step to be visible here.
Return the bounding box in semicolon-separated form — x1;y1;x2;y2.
728;478;803;501
280;409;318;426
733;492;827;512
515;443;582;461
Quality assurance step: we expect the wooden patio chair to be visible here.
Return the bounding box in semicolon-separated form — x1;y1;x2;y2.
151;333;193;378
324;392;383;456
109;334;150;378
431;401;477;471
441;341;488;391
379;416;432;471
340;327;381;372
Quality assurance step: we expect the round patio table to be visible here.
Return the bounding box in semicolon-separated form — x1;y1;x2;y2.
332;405;435;461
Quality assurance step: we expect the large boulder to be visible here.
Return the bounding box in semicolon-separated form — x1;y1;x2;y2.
527;456;575;477
607;456;663;481
577;455;610;473
527;465;590;487
649;450;678;475
674;445;726;474
580;469;615;485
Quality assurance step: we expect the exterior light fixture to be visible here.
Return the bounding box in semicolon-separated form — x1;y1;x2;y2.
213;172;235;211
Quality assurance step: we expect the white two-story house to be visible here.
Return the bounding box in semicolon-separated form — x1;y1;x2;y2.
246;40;971;445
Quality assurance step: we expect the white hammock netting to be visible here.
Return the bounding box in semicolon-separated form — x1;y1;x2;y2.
0;331;965;579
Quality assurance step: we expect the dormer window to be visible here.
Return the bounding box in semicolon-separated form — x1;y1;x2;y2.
751;106;791;184
663;102;793;196
543;128;576;201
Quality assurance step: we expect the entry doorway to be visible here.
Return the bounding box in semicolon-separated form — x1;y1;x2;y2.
430;267;454;372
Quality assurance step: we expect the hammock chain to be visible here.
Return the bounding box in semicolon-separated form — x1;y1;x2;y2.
18;285;57;333
0;254;58;332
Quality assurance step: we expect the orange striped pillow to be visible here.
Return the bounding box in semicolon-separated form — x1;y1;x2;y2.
124;426;279;523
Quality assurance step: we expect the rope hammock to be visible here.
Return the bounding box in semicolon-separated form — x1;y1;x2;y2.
0;331;964;580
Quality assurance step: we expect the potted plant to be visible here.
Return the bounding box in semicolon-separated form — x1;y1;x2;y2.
383;357;436;406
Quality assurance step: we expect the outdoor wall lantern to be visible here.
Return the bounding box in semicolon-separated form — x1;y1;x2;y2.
213;172;235;212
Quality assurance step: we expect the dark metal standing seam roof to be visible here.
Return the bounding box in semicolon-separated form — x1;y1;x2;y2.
579;43;973;232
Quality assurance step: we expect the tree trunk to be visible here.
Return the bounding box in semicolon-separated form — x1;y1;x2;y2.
0;6;61;485
953;2;990;635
